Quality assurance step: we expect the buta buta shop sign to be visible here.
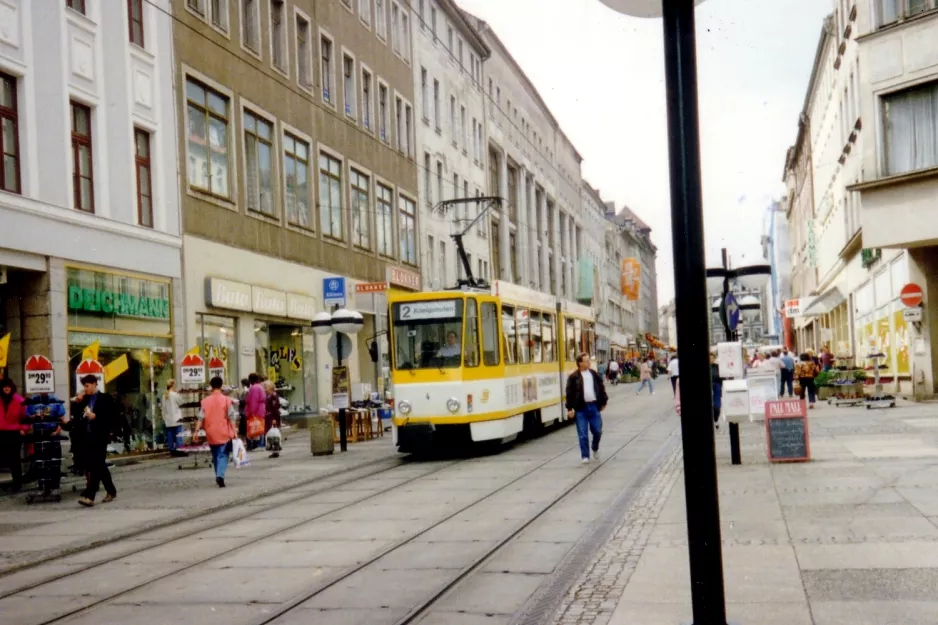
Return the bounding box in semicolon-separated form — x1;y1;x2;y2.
68;284;170;320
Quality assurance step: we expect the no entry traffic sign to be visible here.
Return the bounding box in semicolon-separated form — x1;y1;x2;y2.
900;283;923;308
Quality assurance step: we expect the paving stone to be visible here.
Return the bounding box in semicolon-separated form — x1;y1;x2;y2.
434;571;546;614
810;600;938;625
268;607;409;625
58;603;279;625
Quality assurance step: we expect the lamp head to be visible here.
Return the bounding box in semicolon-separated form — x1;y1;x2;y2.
312;311;333;336
332;309;364;335
597;0;708;18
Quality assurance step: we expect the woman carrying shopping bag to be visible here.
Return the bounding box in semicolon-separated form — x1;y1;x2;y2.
263;380;282;459
795;353;820;409
195;377;238;488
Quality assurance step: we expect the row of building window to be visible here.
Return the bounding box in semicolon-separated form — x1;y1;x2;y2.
184;75;418;264
67;0;147;48
418;68;484;165
416;0;483;86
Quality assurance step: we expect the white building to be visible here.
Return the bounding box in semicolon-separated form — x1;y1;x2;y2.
0;1;182;414
465;13;587;304
412;0;491;289
849;0;938;398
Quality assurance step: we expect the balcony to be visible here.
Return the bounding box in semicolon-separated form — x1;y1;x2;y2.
849;166;938;248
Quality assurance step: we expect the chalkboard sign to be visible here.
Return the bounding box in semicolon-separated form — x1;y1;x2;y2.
764;399;810;462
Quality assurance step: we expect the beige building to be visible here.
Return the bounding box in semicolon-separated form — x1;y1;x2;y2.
175;0;420;411
849;1;938;398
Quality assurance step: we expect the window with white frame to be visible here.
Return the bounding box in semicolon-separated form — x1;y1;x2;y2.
361;68;373;130
211;0;229;31
270;0;287;72
450;95;456;144
359;0;371;25
472;118;479;161
436;160;443;206
418;0;425;26
343;54;356;117
283;132;312;230
399;194;417;265
420;68;429;121
430;5;437;40
460;105;467;151
433;79;441;130
241;0;259;52
878;0;937;27
883;80;938;175
447;24;453;52
395;95;403;152
376;182;394;257
391;2;401;55
375;0;387;39
405;103;414;157
243;109;275;216
402;12;411;61
185;77;231;199
423;152;431;201
457;38;463;68
319;151;343;239
378;82;389;142
320;34;334;104
350;168;371;249
296;13;312;88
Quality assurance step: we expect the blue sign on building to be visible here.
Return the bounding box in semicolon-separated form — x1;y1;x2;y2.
323;277;346;307
725;292;741;332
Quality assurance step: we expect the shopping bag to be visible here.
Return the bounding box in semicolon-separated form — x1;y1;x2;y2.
266;427;282;452
231;438;250;468
246;416;265;439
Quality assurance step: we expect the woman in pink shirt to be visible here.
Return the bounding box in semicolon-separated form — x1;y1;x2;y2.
196;377;237;488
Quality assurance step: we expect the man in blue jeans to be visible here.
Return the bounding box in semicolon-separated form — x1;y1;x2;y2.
565;353;609;464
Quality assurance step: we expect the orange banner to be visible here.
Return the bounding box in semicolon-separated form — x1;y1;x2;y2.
621;258;640;300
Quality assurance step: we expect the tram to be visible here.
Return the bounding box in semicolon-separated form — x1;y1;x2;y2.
388;280;596;452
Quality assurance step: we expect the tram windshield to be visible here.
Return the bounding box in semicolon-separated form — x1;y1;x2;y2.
392;299;465;370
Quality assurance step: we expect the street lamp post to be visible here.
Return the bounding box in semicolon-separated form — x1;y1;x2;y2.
312;308;364;453
707;248;771;466
597;1;727;623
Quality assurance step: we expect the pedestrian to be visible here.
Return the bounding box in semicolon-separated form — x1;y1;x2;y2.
68;375;118;507
244;373;266;450
779;348;796;397
162;379;187;458
196;376;238;488
636;356;655;395
0;379;28;493
608;358;619;386
667;354;679;394
711;353;723;429
235;378;250;441
795;353;819;409
263;380;282;459
565;352;608;464
820;345;835;371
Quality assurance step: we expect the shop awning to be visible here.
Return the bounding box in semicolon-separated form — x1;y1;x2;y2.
801;287;846;317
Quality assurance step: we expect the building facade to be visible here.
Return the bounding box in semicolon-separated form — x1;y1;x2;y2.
0;0;183;448
411;0;490;290
850;0;938;398
175;0;420;411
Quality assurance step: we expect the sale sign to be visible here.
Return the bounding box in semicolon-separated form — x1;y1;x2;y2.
24;354;55;394
75;359;105;389
180;352;206;384
208;356;226;382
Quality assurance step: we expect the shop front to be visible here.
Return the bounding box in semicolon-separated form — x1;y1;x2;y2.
65;265;176;450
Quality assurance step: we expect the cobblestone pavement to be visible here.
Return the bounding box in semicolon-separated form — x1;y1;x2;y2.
551;444;683;625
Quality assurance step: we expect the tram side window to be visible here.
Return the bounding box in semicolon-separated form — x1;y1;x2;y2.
530;311;542;363
502;305;516;365
481;302;500;366
542;313;555;363
517;308;530;364
566;318;576;362
465;299;480;367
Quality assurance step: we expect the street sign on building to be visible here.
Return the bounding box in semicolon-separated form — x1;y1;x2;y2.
724;292;740;332
324;277;347;307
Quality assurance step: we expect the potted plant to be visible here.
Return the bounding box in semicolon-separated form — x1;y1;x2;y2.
815;370;834;401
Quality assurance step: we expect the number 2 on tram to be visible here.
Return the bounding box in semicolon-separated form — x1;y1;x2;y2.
388;283;596;453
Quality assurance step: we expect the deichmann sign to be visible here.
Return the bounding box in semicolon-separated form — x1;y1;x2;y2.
68;284;170;320
204;278;317;321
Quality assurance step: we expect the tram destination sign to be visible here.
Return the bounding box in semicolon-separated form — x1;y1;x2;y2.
396;300;458;321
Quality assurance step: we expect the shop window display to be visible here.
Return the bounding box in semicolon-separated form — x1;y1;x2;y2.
199;314;237;384
66;267;174;452
254;321;316;419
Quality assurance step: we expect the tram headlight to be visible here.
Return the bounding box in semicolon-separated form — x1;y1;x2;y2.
446;397;461;414
398;400;412;416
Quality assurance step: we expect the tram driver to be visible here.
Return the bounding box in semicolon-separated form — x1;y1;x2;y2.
437;331;461;358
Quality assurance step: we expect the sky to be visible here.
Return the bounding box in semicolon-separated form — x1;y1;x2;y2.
457;0;833;304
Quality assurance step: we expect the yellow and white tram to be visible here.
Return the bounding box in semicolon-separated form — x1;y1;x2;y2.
388;280;596;452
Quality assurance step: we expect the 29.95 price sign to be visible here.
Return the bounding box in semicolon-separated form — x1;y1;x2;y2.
26;370;55;394
180;365;205;384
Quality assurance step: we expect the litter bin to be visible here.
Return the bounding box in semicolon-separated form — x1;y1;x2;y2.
309;414;335;456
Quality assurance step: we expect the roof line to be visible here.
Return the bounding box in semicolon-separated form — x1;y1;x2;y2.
438;0;491;59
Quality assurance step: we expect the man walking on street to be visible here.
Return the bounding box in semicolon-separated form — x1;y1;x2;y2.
607;358;619;386
566;353;608;464
779;348;796;398
667;354;679;394
68;375;118;507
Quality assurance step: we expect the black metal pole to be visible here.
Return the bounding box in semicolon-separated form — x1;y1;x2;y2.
337;333;348;453
721;248;742;467
661;1;728;624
